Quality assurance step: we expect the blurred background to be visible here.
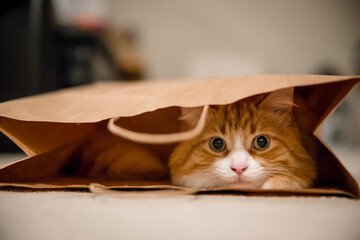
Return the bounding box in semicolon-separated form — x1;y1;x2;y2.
0;0;359;161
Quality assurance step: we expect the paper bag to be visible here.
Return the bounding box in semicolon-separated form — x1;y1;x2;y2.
0;75;359;198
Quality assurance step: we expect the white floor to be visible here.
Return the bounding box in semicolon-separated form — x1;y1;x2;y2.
0;147;359;240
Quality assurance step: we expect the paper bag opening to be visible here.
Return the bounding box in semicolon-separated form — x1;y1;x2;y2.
0;75;359;198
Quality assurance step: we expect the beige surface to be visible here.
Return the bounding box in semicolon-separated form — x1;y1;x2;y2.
1;192;360;240
0;147;359;240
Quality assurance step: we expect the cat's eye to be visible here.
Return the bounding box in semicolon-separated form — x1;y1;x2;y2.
252;135;270;151
209;137;226;152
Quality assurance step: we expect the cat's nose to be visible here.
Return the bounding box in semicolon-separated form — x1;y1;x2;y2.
230;165;248;175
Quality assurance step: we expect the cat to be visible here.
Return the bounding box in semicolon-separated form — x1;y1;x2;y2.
169;88;316;190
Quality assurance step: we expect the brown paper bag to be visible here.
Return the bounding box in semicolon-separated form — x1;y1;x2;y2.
0;75;359;198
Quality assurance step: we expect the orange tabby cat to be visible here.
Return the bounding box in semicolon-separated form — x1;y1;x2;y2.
169;88;316;190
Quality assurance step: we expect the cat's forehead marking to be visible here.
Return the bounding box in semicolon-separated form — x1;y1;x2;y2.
212;101;261;139
219;104;244;132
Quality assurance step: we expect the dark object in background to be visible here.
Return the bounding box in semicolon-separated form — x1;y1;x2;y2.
57;26;122;88
0;0;57;151
0;0;144;152
57;26;144;88
0;0;57;102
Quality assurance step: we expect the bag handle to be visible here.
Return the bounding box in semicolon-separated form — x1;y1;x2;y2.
107;105;209;144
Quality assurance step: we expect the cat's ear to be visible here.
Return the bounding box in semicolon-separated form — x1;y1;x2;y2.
261;88;295;114
180;106;204;129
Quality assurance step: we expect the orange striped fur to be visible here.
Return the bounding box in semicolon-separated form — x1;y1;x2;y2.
169;88;316;190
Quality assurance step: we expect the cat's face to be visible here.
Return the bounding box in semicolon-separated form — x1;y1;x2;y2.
169;88;315;189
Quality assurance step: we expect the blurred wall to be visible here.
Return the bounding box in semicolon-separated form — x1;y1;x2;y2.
54;0;360;79
54;0;360;148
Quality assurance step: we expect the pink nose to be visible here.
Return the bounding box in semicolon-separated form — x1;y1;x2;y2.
230;165;248;175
